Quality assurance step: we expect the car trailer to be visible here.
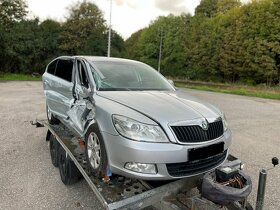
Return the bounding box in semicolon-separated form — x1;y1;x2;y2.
32;119;255;210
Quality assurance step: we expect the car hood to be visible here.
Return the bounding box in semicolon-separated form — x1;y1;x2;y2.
97;90;222;124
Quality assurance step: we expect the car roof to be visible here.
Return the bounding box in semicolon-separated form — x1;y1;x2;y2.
72;56;141;64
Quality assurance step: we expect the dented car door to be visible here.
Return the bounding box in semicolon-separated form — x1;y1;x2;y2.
43;58;75;119
66;59;95;135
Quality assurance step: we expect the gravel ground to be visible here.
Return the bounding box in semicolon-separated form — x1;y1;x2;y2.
0;81;279;210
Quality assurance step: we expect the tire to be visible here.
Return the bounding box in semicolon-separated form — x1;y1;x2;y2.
85;125;108;178
49;134;59;167
58;146;81;185
46;105;59;125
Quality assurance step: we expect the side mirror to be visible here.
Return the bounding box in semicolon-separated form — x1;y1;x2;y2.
168;79;175;86
76;85;91;99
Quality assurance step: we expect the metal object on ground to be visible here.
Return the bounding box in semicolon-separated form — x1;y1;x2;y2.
255;157;279;210
255;169;267;210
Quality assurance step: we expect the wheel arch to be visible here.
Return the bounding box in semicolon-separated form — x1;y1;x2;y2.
84;121;111;166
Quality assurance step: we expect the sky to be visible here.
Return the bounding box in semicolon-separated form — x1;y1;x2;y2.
27;0;201;39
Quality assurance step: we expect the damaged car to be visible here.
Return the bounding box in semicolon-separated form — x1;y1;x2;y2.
42;56;231;180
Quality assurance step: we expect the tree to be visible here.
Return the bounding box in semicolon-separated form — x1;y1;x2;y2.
59;1;107;55
131;15;190;77
0;25;7;72
37;20;62;70
4;19;41;73
0;0;27;28
218;7;243;82
125;29;144;60
110;30;125;57
217;0;241;14
195;0;219;17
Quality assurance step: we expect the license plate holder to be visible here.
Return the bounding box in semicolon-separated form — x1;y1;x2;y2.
188;142;224;161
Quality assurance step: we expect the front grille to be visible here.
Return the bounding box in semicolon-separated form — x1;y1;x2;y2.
171;120;224;143
166;150;227;177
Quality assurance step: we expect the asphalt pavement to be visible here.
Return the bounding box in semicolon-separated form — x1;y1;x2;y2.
0;81;279;210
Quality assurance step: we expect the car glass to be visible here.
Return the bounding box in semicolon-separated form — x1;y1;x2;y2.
55;59;73;82
90;61;173;91
47;60;57;75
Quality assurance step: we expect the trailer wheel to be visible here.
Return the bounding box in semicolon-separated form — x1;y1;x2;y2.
46;105;59;125
85;126;108;178
49;134;59;167
58;146;81;185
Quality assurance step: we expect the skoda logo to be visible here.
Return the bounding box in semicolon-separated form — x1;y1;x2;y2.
201;120;209;130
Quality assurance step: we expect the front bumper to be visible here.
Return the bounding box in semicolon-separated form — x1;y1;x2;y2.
103;129;232;180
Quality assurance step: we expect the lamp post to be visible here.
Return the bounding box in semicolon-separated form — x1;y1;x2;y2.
107;0;112;57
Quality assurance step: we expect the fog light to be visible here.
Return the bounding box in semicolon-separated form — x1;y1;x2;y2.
125;162;157;174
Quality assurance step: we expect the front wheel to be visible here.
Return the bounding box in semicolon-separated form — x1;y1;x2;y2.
85;126;108;177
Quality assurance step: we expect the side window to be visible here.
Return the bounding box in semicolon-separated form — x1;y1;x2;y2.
77;61;89;88
55;59;73;82
47;60;57;75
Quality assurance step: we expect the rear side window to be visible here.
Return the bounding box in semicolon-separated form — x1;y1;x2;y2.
55;59;73;82
47;60;57;75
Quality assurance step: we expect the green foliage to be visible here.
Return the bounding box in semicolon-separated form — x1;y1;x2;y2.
126;15;191;77
125;29;144;59
0;0;280;86
0;0;27;28
217;0;241;14
110;30;125;57
0;0;125;74
59;1;107;55
38;19;62;66
0;73;41;81
176;82;280;100
195;0;219;17
125;0;280;85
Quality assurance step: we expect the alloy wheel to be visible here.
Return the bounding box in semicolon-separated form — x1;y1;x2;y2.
87;132;101;169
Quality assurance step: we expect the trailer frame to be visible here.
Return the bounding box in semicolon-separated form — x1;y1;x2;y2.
32;119;252;210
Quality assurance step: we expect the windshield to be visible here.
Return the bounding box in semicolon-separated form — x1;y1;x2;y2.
89;61;175;91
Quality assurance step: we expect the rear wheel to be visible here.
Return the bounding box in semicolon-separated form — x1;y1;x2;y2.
85;126;108;177
58;146;81;185
49;134;59;167
46;105;59;125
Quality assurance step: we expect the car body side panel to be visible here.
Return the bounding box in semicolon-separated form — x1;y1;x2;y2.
43;72;75;119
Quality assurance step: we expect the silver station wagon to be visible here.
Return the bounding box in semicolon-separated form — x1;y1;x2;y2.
42;56;231;180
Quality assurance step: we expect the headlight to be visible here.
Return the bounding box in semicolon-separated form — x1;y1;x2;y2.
112;115;169;143
222;113;228;132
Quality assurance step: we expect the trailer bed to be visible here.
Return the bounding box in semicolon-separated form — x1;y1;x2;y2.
33;119;249;210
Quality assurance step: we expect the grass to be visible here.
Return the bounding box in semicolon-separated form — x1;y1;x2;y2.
0;73;279;100
175;82;280;100
0;73;41;81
